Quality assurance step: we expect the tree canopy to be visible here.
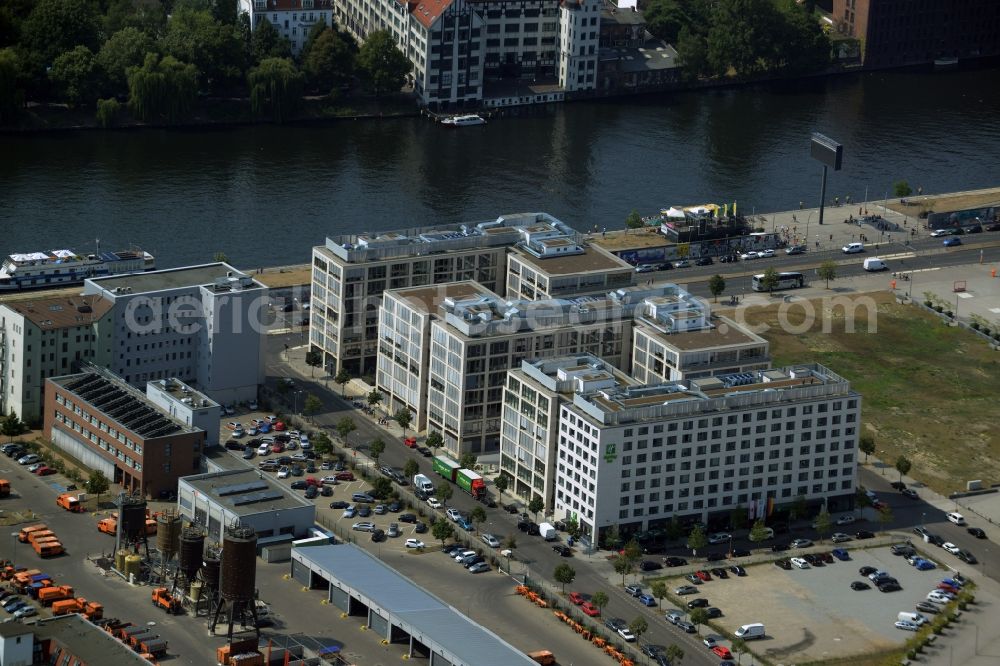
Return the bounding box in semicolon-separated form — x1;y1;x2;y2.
21;0;103;64
49;45;101;106
127;52;198;123
98;27;155;95
357;30;410;96
162;8;244;92
248;56;303;123
303;26;355;95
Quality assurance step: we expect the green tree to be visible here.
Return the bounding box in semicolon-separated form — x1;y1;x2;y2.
21;0;102;64
249;18;291;65
553;562;576;592
366;389;383;409
687;524;707;556
335;416;356;441
248;56;303;123
877;504;893;533
665;643;685;664
98;27;154;96
313;431;333;457
435;481;454;506
749;520;770;543
528;494;544;522
564;517;580;539
356;29;410;96
623;538;642;565
859;435;875;463
305;349;322;377
162;9;245;92
103;0;167;38
760;266;780;293
895;455;912;482
469;505;487;532
708;274;726;301
706;0;781;78
393;408;412;436
775;1;830;74
49;45;102;106
613;554;633;585
818;260;837;288
675;25;708;79
894;180;913;198
403;458;419;480
590;591;609;616
459;453;477;471
732;637;749;664
814;506;832;542
689;607;709;634
629;615;649;642
369;438;385;464
303;26;355;94
1;410;28;438
87;469;110;508
425;430;443;453
493;473;509;505
431;517;454;545
334;368;351;396
96;97;121;127
503;533;517;549
644;0;689;43
603;524;622;550
370;476;393;499
302;394;322;419
127;53;198;123
651;580;668;608
0;48;24;125
625;209;644;230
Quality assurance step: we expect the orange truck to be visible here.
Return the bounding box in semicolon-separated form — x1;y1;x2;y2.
52;597;85;616
32;540;64;557
18;524;47;543
12;569;42;592
151;588;181;614
38;585;74;606
28;530;56;545
0;479;10;497
528;650;555;665
98;516;157;536
136;636;168;657
56;493;84;512
83;601;103;620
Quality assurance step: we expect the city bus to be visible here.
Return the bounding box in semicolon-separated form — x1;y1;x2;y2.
751;271;806;292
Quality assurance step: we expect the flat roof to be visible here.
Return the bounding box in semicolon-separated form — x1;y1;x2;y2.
510;245;632;276
30;614;152;665
392;281;496;315
1;293;113;329
182;468;313;515
88;263;264;294
637;316;766;351
147;377;218;410
293;544;537;666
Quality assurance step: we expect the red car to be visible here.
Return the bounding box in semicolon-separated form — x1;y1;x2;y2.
274;421;286;431
305;477;321;487
404;437;417;448
35;466;56;476
271;443;285;454
568;592;585;605
695;570;712;582
335;471;355;481
580;602;600;616
712;646;733;660
937;583;960;594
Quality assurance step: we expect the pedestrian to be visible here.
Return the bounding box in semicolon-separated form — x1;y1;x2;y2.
859;206;863;216
829;234;833;241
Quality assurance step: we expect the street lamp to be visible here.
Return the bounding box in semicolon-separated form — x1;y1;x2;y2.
293;390;304;415
9;532;17;565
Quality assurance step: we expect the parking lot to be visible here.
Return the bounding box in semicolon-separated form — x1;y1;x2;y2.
656;544;980;663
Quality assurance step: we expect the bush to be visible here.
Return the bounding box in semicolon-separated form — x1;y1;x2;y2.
934;305;944;313
923;300;933;307
971;322;980;331
96;98;121;128
945;310;954;318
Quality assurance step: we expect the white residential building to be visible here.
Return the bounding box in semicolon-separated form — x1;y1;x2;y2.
505;238;634;300
145;377;223;448
558;0;601;90
82;264;267;407
554;364;861;543
0;293;114;425
240;0;336;55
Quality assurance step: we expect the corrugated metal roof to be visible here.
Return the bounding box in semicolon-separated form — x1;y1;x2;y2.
293;544;536;666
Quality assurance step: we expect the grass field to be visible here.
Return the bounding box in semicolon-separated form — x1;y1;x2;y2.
743;291;1000;495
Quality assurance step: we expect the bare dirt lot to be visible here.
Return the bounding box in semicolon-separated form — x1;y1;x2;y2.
884;187;1000;217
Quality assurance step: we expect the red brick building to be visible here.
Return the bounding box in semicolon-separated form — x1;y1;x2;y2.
44;366;205;500
833;0;1000;68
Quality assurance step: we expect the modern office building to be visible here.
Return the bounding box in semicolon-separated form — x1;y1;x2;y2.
82;263;267;407
376;281;495;432
0;614;152;666
499;354;637;511
239;0;336;55
310;212;580;377
553;364;861;543
0;293;114;425
426;288;636;456
505;238;634;300
44;366;206;499
629;288;770;382
178;468;316;544
145;377;223;448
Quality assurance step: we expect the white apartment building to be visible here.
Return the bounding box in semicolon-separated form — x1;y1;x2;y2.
558;0;601;90
500;354;636;511
82;264;267;407
145;377;223;447
310;212;579;377
240;0;335;55
629;288;770;382
376;281;494;432
554;364;861;543
0;293;114;425
506;237;634;301
426;289;635;456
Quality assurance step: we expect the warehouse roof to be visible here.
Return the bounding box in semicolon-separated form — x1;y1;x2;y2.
181;468;314;515
293;544;537;666
28;614;152;665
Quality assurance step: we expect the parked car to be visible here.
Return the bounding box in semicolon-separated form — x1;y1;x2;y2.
790;538;813;548
427;497;443;509
946;512;966;525
468;561;490;574
663;556;688;567
637;593;657;607
774;558;792;570
916;601;941;614
352;521;375;532
568;592;585;605
580;602;600;616
790;557;810;569
17;454;39;465
552;545;573;557
639;560;663;572
851;581;870;591
891;544;916;557
831;549;850;561
674;585;699;596
831;533;852;543
687;598;709;609
902;489;919;499
896;620;920;632
624;584;643;597
855;530;876;539
729;565;746;576
481;534;501;548
967;527;987;539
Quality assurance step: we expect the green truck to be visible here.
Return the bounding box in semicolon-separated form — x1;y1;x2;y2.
432;455;461;481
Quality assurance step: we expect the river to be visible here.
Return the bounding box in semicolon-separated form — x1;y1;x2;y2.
2;66;999;269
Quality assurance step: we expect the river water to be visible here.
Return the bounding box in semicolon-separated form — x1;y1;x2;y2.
2;66;999;269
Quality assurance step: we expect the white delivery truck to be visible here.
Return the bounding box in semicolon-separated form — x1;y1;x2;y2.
538;522;557;540
413;474;435;493
735;623;766;640
863;257;888;271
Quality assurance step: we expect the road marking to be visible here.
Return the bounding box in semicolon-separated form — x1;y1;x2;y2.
990;308;1000;314
906;267;942;274
269;328;292;335
881;252;916;260
957;292;973;299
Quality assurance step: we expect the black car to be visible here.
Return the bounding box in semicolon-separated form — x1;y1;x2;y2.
705;607;723;618
695;256;713;266
890;481;907;490
731;548;751;557
478;494;498;508
706;552;725;562
320;486;333;497
290;466;304;477
855;530;876;540
552;545;573;557
729;565;746;576
878;580;902;593
505;504;520;514
968;527;987;539
771;543;790;552
890;544;915;557
987;222;1000;232
388;501;402;512
399;513;418;524
330;500;349;509
357;505;372;517
641;644;665;658
414;489;429;501
687;598;709;609
859;566;877;576
663;556;688;567
957;550;978;564
417;446;433;457
304;486;318;499
414;522;428;533
371;529;385;542
639;560;663;572
277;456;293;465
710;567;728;579
605;617;627;631
851;581;870;591
926;533;944;546
774;559;792;570
290;480;308;490
225;440;244;450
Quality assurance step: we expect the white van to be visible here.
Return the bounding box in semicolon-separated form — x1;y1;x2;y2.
897;612;928;626
735;623;766;640
413;473;435;493
863;257;888;271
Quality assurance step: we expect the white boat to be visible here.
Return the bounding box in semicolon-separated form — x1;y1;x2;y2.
0;245;155;291
934;57;958;69
441;114;486;127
